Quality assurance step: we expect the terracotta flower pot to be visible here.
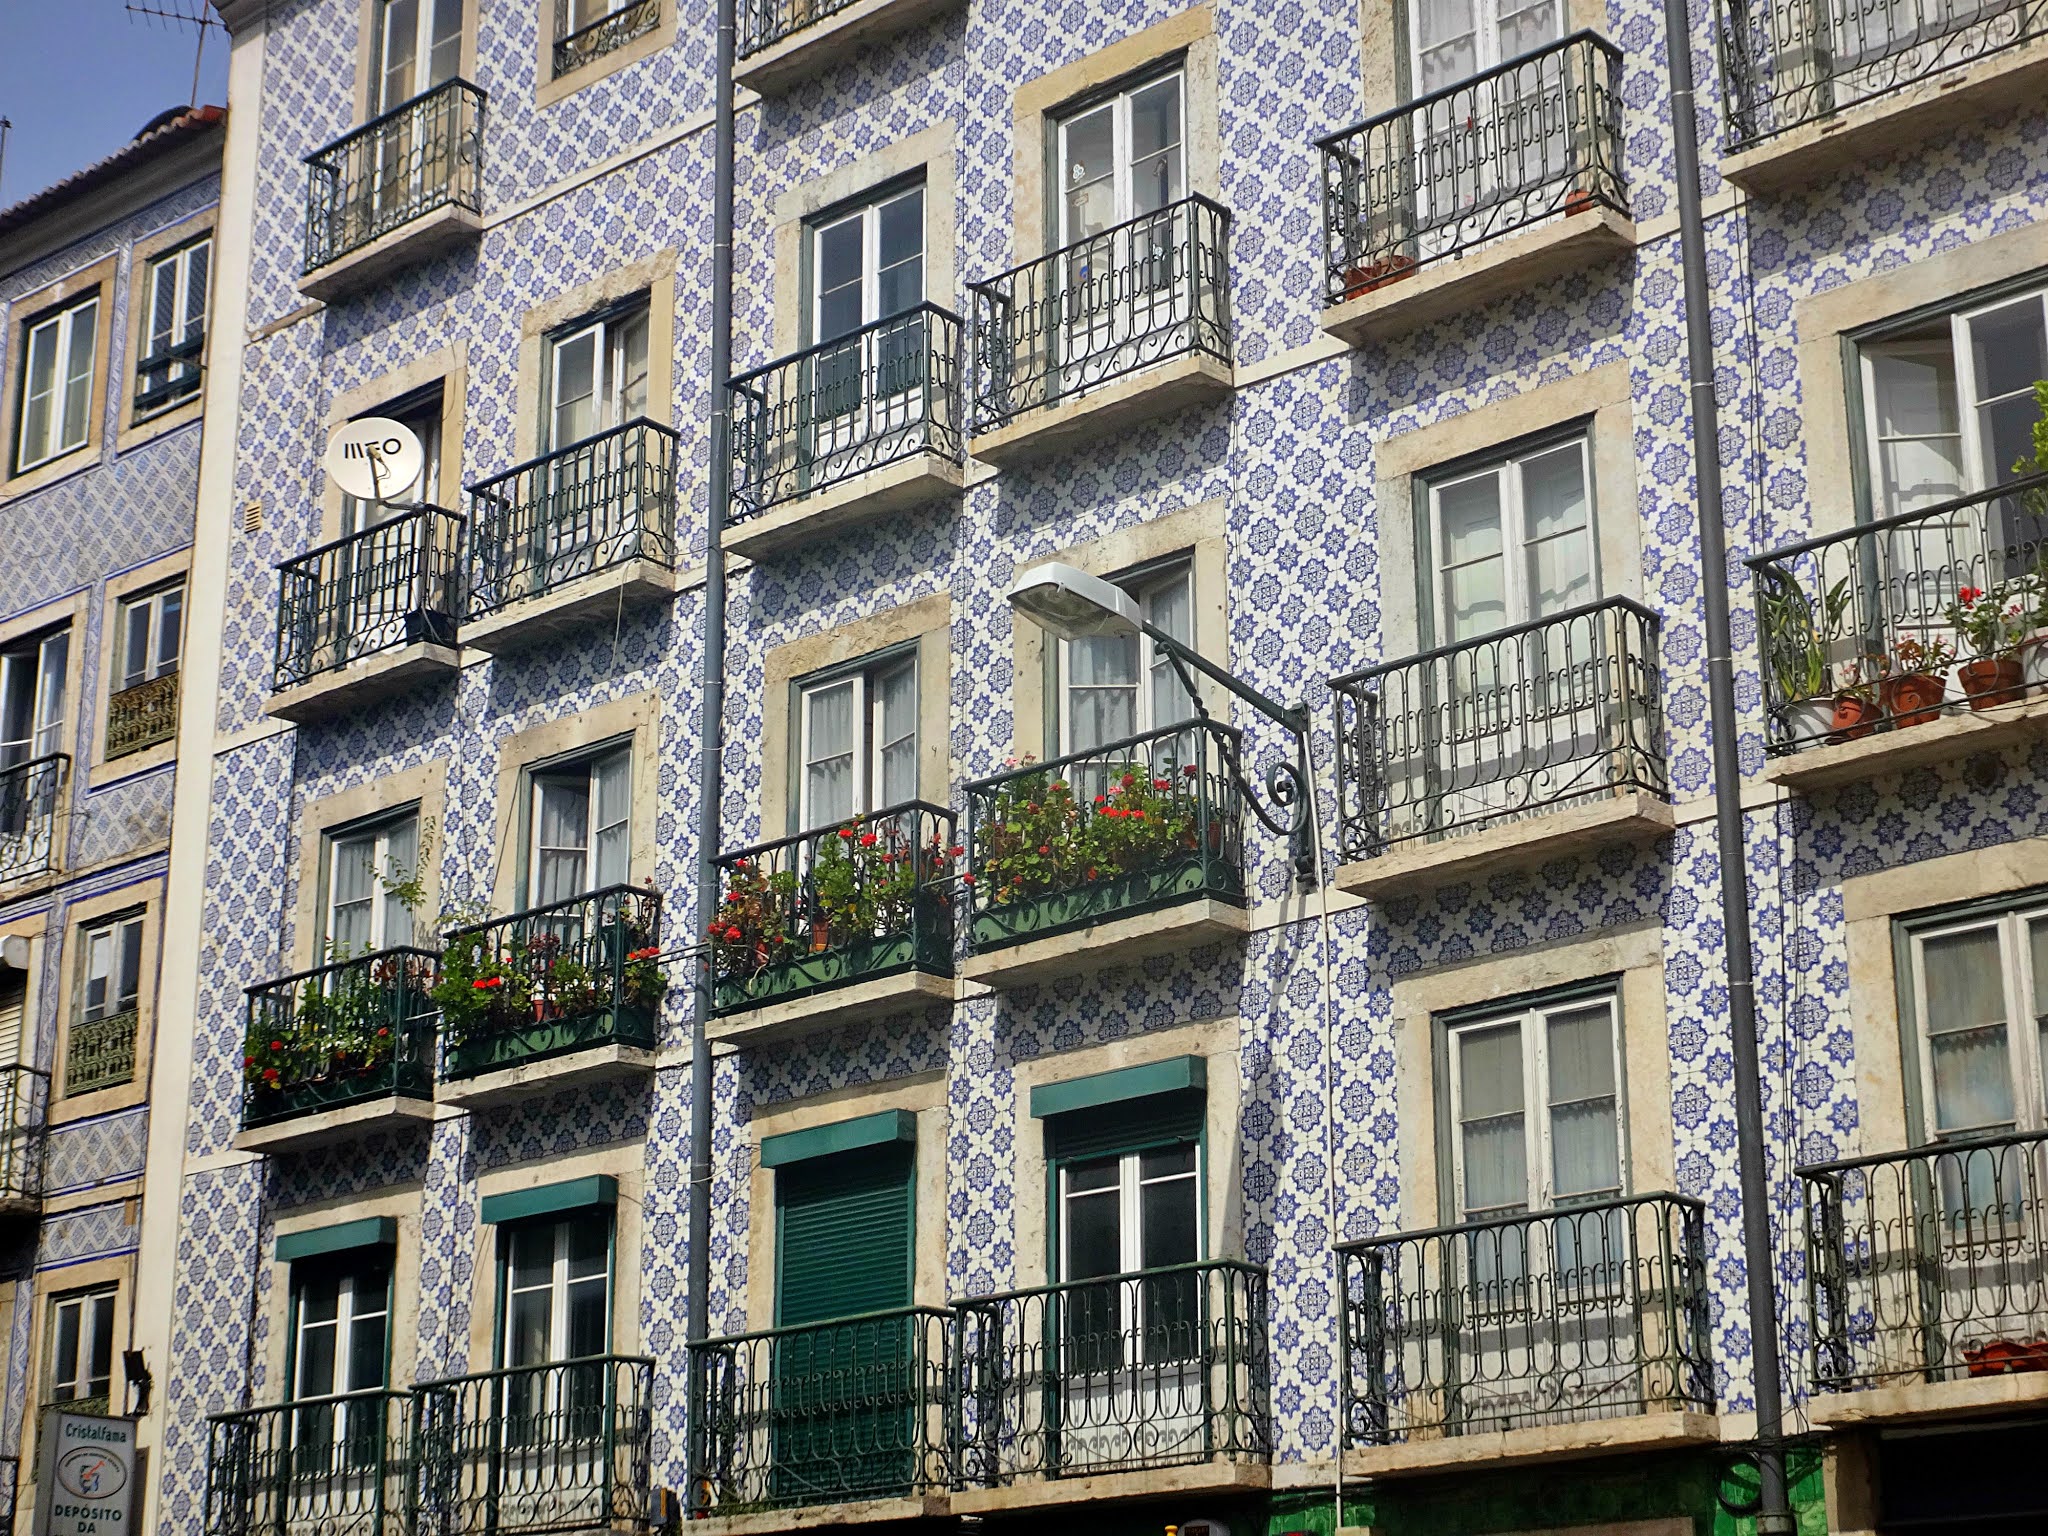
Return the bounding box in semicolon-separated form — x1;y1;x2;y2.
810;917;831;953
1880;672;1946;727
1565;189;1596;215
1830;694;1879;741
1342;253;1418;299
1959;656;2025;710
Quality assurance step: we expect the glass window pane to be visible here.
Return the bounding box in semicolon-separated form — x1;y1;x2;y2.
1522;445;1594;615
149;257;179;353
122;602;153;690
814;217;864;342
20;321;58;464
61;301;97;452
86;1293;114;1390
1140;1169;1199;1269
52;1302;81;1394
1141;1143;1195;1180
506;1290;550;1370
1061;104;1116;240
614;311;651;424
549;330;598;450
117;918;143;1007
1922;927;2016;1136
1458;1021;1526;1216
1062;1184;1122;1281
1415;0;1478;92
183;243;210;336
875;190;924;318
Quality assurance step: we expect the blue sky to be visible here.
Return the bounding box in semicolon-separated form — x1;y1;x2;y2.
0;0;231;209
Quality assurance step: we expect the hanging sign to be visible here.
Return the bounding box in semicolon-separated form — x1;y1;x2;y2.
34;1410;138;1536
323;416;424;503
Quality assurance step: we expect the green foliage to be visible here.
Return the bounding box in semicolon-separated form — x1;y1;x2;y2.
1754;564;1850;703
243;949;433;1098
975;757;1223;904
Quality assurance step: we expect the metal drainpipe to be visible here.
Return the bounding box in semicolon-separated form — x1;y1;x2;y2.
1662;0;1793;1529
686;0;737;1513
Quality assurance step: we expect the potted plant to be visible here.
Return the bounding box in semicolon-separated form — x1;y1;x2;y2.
1755;565;1851;744
1946;583;2029;709
1876;635;1954;727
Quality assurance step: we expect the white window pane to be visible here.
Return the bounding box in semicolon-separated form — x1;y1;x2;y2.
157;589;184;672
1549;1003;1620;1199
1069;632;1138;688
1923;928;2015;1136
35;632;67;756
1439;476;1504;564
61;301;97;452
876;665;917;807
1444;560;1507;642
615;311;651;424
381;816;419;947
538;777;590;851
1873;346;1960;438
1415;0;1478;92
1529;530;1594;616
804;681;857;825
1460;1114;1527;1216
805;679;855;760
550;330;598;449
20;320;58;464
1458;1021;1527;1214
1966;300;2048;484
594;752;631;887
1061;105;1116;240
1497;0;1561;57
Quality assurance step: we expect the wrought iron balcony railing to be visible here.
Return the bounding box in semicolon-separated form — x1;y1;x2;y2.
0;1067;49;1208
274;507;464;693
1803;1131;2048;1391
204;1389;413;1536
106;671;179;759
66;1007;138;1098
242;947;440;1129
1330;597;1666;859
1338;1193;1714;1446
412;1356;654;1536
1719;0;2048;148
954;1260;1271;1485
711;802;955;1016
1317;32;1626;304
1748;474;2048;752
963;719;1246;954
739;0;863;54
729;304;964;522
690;1307;954;1513
437;884;664;1081
0;753;65;886
969;194;1232;432
304;79;486;274
553;0;661;76
465;419;679;620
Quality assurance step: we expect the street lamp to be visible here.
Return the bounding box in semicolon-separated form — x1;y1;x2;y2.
1006;562;1318;888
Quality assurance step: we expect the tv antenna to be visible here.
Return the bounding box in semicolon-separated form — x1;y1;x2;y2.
125;2;223;107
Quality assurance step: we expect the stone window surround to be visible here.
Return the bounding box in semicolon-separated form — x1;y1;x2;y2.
485;690;662;916
350;0;483;125
757;590;952;839
465;1143;647;1372
742;1070;948;1333
534;0;680;112
89;548;194;787
0;589;93;894
318;343;470;545
0;253;119;502
512;252;676;464
1840;833;2048;1161
1008;497;1231;764
291;761;452;972
1008;3;1221;266
1372;360;1643;666
1008;1016;1243;1293
265;1185;428;1398
115;206;216;453
0;912;50;1069
1352;0;1608;121
1794;223;2048;545
1389;920;1675;1232
768;122;959;360
23;1253;135;1445
51;876;163;1123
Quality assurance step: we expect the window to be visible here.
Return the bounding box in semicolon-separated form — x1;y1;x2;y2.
553;0;660;74
803;185;927;461
373;0;464;114
291;1249;392;1399
1055;561;1196;756
529;747;631;906
325;811;420;956
69;912;143;1097
116;583;184;695
1907;900;2048;1147
47;1287;116;1413
1;627;70;768
14;294;99;475
1427;434;1595;648
1056;72;1184;248
503;1211;611;1368
544;302;649;454
341;385;444;534
810;184;924;350
796;653;916;831
135;237;210;417
1407;0;1561;95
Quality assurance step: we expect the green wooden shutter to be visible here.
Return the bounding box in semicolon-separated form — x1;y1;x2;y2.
775;1142;914;1326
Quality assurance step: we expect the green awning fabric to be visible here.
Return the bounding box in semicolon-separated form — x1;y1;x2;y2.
479;1174;618;1225
276;1216;397;1263
760;1109;917;1170
1029;1055;1207;1120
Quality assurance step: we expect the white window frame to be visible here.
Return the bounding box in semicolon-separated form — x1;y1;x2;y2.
501;1212;613;1369
135;237;210;417
14;295;99;474
1908;901;2048;1144
324;811;420;956
79;912;145;1028
374;0;465;114
117;583;184;694
1427;434;1597;648
1405;0;1565;93
808;183;925;349
795;651;917;832
47;1286;117;1409
526;746;632;907
289;1252;393;1401
1053;69;1187;247
544;303;650;455
1055;561;1197;756
0;628;70;766
1055;1143;1204;1283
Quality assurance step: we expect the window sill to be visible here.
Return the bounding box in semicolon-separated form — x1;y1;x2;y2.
461;557;683;656
267;639;461;726
114;393;204;457
1764;689;2048;793
299;202;484;306
1334;789;1673;904
233;1092;435;1154
735;0;963;95
959;894;1247;991
437;1040;655;1111
1341;1411;1719;1481
1722;32;2048;195
968;352;1233;470
726;452;964;560
708;966;951;1050
1321;206;1635;349
693;1493;951;1534
1808;1373;2048;1427
0;442;100;504
951;1460;1268;1515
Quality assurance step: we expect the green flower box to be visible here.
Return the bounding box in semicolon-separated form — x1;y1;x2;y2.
243;1052;434;1128
969;849;1243;953
442;1002;658;1081
712;915;951;1017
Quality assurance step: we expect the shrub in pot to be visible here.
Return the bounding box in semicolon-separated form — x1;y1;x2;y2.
1946;584;2029;710
1876;636;1954;727
1755;565;1850;746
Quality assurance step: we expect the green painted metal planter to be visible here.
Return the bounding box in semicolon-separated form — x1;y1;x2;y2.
713;900;951;1016
969;848;1243;953
442;1001;658;1080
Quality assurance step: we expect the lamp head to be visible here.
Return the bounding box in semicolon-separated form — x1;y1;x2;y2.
1005;562;1141;641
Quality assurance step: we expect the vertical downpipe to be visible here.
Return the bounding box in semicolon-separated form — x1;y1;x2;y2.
1661;0;1793;1528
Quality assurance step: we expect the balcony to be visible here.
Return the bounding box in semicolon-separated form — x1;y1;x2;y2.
412;1357;655;1536
968;195;1233;467
1317;33;1632;347
1338;1194;1718;1476
734;0;964;95
66;1007;138;1098
725;305;965;560
301;79;485;303
960;720;1248;989
0;753;65;887
204;1389;412;1536
464;419;681;653
268;507;464;725
0;1067;49;1217
710;803;954;1048
690;1307;954;1523
951;1261;1271;1510
1719;0;2048;192
435;884;663;1108
236;947;439;1153
552;0;662;77
1748;473;2048;791
106;671;179;759
1329;597;1671;901
1802;1132;2048;1422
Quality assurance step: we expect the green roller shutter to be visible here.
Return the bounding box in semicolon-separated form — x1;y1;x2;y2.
775;1142;913;1326
1043;1087;1205;1163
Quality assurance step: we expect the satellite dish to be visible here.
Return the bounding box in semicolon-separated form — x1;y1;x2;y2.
324;416;424;503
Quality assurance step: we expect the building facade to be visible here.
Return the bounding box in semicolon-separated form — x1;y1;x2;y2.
0;104;225;1524
143;0;2048;1534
